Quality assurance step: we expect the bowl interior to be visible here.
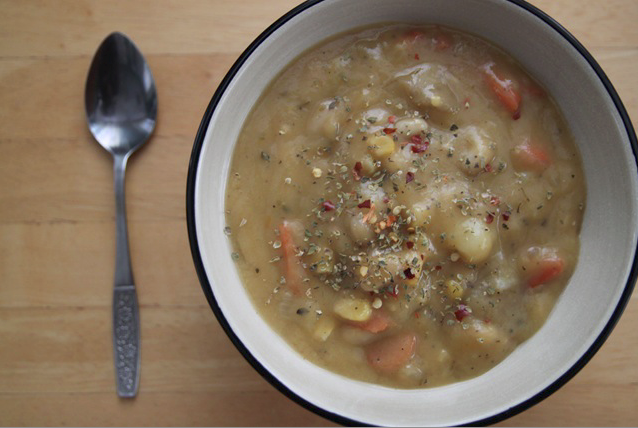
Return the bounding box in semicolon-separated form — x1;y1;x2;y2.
191;0;638;425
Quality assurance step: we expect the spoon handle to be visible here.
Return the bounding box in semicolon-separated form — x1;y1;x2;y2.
112;153;140;398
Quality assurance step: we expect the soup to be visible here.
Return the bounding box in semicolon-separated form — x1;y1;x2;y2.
225;24;585;388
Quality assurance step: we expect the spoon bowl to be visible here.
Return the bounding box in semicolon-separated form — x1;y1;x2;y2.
85;31;157;398
85;32;157;155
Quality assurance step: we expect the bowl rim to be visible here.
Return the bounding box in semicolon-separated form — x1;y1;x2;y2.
186;0;638;425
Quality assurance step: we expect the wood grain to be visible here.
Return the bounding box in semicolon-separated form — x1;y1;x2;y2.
0;0;636;426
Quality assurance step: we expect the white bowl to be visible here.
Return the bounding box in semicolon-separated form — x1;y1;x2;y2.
186;0;638;425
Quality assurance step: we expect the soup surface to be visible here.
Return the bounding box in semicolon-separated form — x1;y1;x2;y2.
225;25;586;388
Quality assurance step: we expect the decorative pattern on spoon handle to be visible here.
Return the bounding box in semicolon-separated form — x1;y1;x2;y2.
113;285;140;397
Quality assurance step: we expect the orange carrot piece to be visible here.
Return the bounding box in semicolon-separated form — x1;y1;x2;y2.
433;31;452;51
361;203;376;224
528;257;564;288
483;63;521;116
349;310;393;333
366;331;417;373
511;142;552;172
279;221;304;296
401;29;424;44
524;82;546;98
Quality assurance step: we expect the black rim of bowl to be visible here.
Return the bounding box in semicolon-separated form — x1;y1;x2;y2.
186;0;638;425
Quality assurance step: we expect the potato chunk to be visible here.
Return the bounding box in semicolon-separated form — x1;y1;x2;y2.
410;199;436;226
448;217;496;263
348;213;375;243
313;316;337;342
453;126;496;176
450;319;509;351
393;63;467;112
334;298;372;322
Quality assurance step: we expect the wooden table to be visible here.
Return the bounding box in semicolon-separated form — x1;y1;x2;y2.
1;1;636;426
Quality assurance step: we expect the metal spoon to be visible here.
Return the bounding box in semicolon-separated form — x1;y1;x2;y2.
85;32;157;398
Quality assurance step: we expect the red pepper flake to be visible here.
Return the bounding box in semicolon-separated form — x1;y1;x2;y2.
406;171;415;184
435;265;442;271
387;215;396;226
502;211;511;221
490;196;501;206
322;201;335;211
403;268;415;280
414;311;420;319
414;53;420;60
353;161;362;181
454;305;470;322
409;134;429;153
406;241;414;249
485;213;495;224
357;199;371;209
410;135;423;145
512;109;521;120
383;127;396;134
484;163;493;172
410;143;429;154
386;285;399;298
388;115;397;124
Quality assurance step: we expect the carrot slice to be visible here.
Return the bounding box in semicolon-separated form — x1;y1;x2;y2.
433;31;452;51
349;310;393;333
401;29;452;52
511;142;552;173
528;257;564;288
401;29;424;44
524;82;546;98
483;63;521;116
279;221;305;296
366;331;417;373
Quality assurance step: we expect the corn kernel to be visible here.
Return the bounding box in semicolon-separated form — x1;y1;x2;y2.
369;135;395;159
445;279;464;299
334;298;372;322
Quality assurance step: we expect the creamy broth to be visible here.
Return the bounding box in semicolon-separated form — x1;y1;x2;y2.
225;25;586;388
